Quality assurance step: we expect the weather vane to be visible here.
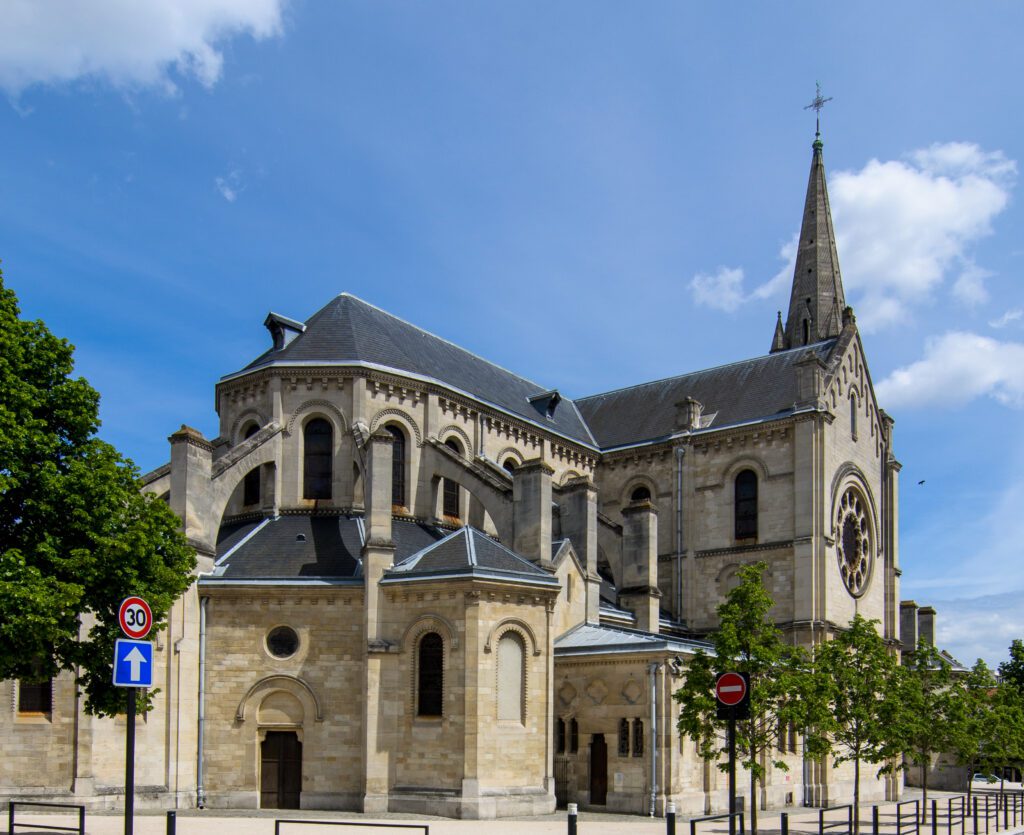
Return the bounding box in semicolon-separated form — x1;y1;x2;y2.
804;82;833;138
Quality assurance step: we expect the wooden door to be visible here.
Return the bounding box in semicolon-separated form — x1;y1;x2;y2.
260;731;302;809
589;733;607;805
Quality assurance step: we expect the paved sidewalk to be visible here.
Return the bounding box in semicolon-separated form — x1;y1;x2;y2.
6;792;1024;835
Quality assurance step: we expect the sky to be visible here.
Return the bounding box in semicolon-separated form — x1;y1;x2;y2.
1;1;1022;669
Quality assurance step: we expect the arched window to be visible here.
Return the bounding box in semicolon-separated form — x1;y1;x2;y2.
502;458;517;475
243;423;260;506
617;718;630;756
303;418;332;500
443;438;461;518
802;318;810;345
850;395;858;440
570;718;579;753
387;425;407;508
497;632;525;722
417;632;443;716
556;718;566;754
630;485;651;502
734;469;758;540
632;718;644;757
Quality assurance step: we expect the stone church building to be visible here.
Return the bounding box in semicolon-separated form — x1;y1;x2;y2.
2;133;905;818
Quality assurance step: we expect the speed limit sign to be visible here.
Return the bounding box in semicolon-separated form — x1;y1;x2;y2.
118;597;153;640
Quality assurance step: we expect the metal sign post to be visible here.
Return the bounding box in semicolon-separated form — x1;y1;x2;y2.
114;598;154;835
716;672;751;835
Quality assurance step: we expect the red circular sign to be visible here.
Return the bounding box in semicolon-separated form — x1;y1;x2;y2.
716;672;747;706
118;597;153;640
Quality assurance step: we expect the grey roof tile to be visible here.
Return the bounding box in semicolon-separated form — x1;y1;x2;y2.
233;294;595;446
554;622;713;656
210;515;445;581
386;527;556;583
576;341;836;449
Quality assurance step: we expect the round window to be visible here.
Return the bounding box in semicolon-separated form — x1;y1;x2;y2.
267;626;299;658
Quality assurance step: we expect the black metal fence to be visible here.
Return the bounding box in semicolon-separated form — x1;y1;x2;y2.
688;810;746;835
7;803;86;835
819;804;853;835
274;821;429;835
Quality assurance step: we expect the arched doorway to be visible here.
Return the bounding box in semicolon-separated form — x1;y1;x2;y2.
260;731;302;809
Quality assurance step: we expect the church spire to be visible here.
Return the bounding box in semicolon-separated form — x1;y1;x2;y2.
772;124;847;353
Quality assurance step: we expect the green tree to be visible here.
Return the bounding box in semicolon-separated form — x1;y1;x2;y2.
0;269;195;716
998;640;1024;696
892;641;958;823
675;562;816;835
812;615;901;835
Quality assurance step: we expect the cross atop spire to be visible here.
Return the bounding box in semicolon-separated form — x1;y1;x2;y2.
804;82;833;141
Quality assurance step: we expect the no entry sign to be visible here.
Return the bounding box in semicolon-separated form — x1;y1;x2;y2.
715;671;750;719
118;597;153;640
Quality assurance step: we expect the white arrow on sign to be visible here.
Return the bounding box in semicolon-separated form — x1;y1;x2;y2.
124;646;148;682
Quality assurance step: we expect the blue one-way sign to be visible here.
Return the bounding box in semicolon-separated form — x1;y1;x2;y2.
113;639;154;688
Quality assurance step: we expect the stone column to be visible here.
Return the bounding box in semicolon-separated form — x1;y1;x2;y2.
559;476;601;623
362;429;395;813
169;426;216;557
513;458;553;565
900;601;919;653
619;500;661;634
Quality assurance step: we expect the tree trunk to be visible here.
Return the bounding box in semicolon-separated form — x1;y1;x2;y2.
750;766;758;835
921;757;929;824
854;756;861;835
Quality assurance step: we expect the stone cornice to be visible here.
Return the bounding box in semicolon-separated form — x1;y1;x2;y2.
169;424;215;452
694;539;794;559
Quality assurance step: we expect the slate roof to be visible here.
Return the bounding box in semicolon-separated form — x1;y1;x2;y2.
575;340;836;449
554;622;713;656
206;514;446;581
229;293;596;447
383;527;558;586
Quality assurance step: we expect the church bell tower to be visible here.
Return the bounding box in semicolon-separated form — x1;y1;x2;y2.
771;127;847;352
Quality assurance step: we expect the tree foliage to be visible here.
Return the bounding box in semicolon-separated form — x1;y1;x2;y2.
812;615;901;833
0;269;195;716
675;562;816;835
999;640;1024;697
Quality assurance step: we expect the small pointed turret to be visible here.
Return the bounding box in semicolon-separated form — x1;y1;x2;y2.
772;135;847;352
770;310;785;353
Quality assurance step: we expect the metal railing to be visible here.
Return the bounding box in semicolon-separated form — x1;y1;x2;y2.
274;821;429;835
689;810;746;835
871;800;921;835
7;803;86;835
819;803;853;835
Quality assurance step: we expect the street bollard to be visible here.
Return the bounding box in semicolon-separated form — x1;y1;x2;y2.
568;802;578;835
166;811;176;835
872;806;879;835
666;802;676;835
933;799;938;835
781;812;789;835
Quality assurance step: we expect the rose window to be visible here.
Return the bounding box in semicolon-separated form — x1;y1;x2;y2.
834;487;872;597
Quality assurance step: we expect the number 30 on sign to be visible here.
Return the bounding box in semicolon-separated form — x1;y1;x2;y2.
118;597;153;640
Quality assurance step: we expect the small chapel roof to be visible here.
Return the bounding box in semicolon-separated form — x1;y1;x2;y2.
554;622;713;657
229;292;597;447
383;526;558;586
575;339;836;449
206;513;447;582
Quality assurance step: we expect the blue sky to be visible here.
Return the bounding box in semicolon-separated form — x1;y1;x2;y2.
2;1;1022;668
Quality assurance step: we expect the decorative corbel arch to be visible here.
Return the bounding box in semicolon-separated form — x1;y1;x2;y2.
401;614;459;653
558;469;584;487
495;447;525;469
369;408;422;446
438;424;472;456
285;399;348;437
231;409;269;444
621;475;657;505
235;674;323;723
721;455;770;485
484;617;542;657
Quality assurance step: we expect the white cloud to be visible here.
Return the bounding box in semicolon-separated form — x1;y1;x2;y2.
828;144;1014;330
689;267;746;313
876;331;1024;409
691;143;1016;330
0;0;285;94
990;309;1023;329
929;593;1024;669
215;170;242;202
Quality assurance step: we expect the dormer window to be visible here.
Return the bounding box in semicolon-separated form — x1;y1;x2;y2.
528;390;562;420
263;312;306;351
